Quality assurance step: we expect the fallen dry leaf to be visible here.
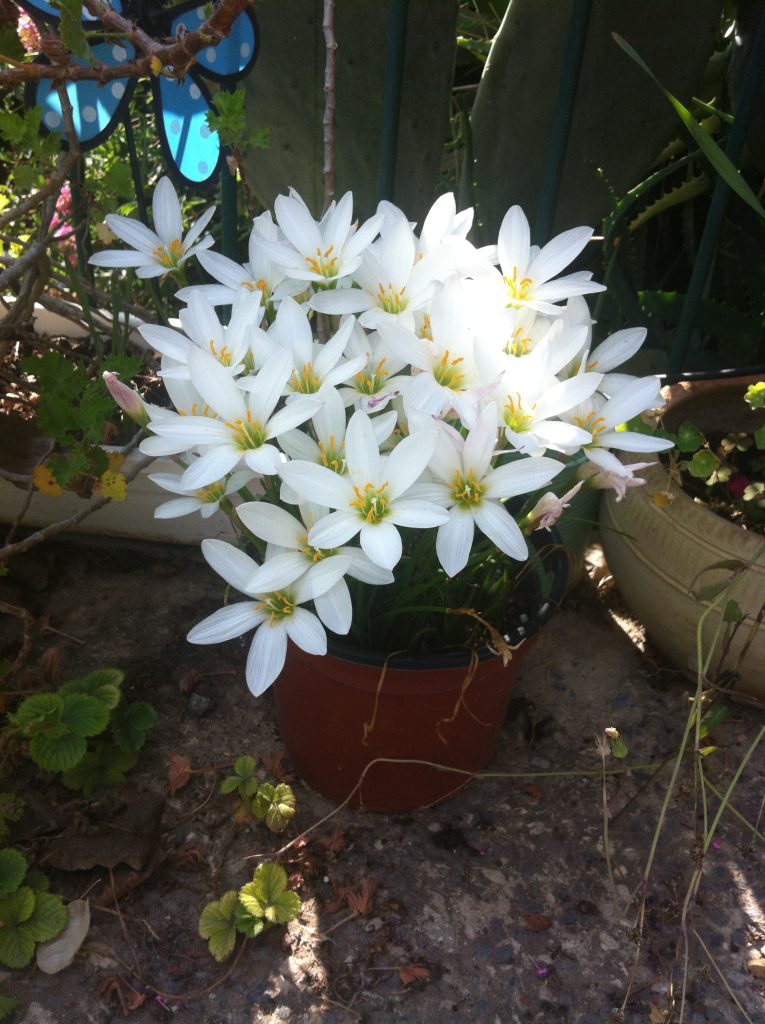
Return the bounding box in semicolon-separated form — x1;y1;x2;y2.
399;964;430;985
343;878;376;915
262;750;295;783
318;828;346;854
523;912;553;932
167;752;192;795
178;668;201;694
648;1004;666;1023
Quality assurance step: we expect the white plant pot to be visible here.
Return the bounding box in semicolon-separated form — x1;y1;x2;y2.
599;379;765;707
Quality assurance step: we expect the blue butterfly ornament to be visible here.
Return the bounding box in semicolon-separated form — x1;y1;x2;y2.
19;0;259;189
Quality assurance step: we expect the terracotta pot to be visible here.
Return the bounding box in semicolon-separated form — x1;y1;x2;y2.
273;539;568;812
600;377;765;706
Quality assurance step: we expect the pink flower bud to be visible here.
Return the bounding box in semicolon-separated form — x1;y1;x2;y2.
103;371;149;427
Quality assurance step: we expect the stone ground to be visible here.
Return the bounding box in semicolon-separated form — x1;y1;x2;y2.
1;536;764;1024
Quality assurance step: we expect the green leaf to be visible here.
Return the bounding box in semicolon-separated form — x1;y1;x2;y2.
13;163;37;192
0;922;35;969
0;849;27;899
239;863;301;925
59;669;124;711
0;793;24;826
723;599;743;623
58;0;92;61
234;755;257;779
220;776;241;796
110;700;157;753
613;34;765;220
61;742;137;795
754;425;765;451
29;731;87;773
253;783;296;833
0;110;26;146
198;891;238;962
26;891;67;943
699;702;731;740
11;693;63;735
60;693;110;738
0;995;19;1020
234;903;265;938
0;887;35;926
687;449;720;479
675;421;705;454
0;24;25;63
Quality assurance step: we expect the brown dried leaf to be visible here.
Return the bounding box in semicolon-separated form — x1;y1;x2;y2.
318;828;346;854
262;750;295;783
648;1005;666;1024
170;845;206;871
520;783;542;802
523;912;553;932
37;646;60;683
344;878;375;916
178;668;201;694
399;964;430;985
167;753;192;795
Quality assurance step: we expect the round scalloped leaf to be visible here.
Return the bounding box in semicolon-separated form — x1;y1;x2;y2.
10;693;63;735
0;849;27;900
0;886;35;926
234;903;265;938
239;863;301;925
59;669;124;711
60;693;111;738
110;700;157;753
29;730;87;773
0;921;35;969
199;890;238;963
27;891;67;943
234;755;257;778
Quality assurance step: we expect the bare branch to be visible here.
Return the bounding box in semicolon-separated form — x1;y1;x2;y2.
322;0;336;212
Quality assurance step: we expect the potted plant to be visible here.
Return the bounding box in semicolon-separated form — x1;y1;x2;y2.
94;177;672;810
600;376;765;706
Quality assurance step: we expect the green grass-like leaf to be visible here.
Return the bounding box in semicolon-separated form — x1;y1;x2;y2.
0;994;19;1019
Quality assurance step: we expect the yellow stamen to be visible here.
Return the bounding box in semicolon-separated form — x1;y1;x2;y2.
349;481;390;524
503;265;533;307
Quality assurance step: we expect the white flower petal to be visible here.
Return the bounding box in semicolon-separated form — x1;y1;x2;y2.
284;606;328;654
436;510;475;577
474;501;528;561
187;601;264;643
359;520;402;570
246;622;288;696
201;538;260;592
313;580;352;635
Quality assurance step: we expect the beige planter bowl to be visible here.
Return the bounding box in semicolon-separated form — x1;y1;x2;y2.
599;378;765;707
0;451;235;546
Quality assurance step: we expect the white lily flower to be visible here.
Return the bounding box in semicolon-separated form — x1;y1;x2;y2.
187;539;352;695
309;216;442;331
423;403;564;576
237;500;394;634
566;376;675;468
527;481;584;531
279;409;448;570
149;467;252;519
253;189;383;287
140;289;262;380
140;347;320;489
490;205;605;316
89;176;214;278
338;323;408;412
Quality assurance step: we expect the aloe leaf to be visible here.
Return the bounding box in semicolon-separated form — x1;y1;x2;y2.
613;33;765;219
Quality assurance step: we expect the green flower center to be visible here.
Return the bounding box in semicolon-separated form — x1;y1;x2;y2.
350;482;390;524
318;436;345;474
573;410;607;439
226;410;266;450
154;238;184;269
196;481;226;505
354;359;388;395
305;245;339;279
449;469;483;508
376;283;408;314
257;591;294;624
504;395;534;434
503;265;532;307
297;533;336;562
432;350;466;390
290;361;321;394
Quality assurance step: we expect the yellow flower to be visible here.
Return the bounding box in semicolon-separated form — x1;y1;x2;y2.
33;464;62;497
96;470;127;501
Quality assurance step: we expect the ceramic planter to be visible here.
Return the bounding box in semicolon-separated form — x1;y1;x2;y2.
600;378;765;706
273;540;568;812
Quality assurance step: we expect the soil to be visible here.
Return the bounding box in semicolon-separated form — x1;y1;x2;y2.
1;536;764;1024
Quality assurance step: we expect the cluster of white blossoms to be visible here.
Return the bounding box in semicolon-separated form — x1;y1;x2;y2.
97;178;672;696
